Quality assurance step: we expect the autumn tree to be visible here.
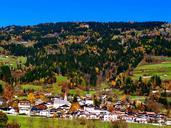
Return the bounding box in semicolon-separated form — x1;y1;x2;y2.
93;95;101;107
6;121;20;128
28;93;35;104
145;96;162;113
3;85;14;102
0;111;8;128
69;96;80;113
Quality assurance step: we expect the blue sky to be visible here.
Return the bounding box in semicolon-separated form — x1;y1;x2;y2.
0;0;171;26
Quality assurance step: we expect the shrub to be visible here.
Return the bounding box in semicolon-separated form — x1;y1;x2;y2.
145;98;162;113
0;112;8;128
6;122;20;128
78;118;87;125
110;120;128;128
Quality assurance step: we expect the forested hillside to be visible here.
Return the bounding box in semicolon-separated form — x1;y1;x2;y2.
0;22;171;87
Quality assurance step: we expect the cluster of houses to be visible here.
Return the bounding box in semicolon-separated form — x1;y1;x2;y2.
0;94;171;126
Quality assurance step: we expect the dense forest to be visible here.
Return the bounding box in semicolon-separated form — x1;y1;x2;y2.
0;22;171;87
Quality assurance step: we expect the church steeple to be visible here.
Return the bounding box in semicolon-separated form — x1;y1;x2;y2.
64;92;67;101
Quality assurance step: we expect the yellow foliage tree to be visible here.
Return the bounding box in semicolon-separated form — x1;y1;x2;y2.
28;93;35;104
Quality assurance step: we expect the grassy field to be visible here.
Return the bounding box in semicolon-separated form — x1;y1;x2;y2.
7;115;171;128
128;123;170;128
132;56;171;80
52;75;96;96
69;89;96;96
8;115;110;128
0;55;26;69
56;75;68;84
129;96;146;102
21;84;43;91
52;75;68;95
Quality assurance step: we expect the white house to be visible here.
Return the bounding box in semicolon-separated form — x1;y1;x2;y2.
123;115;135;123
7;107;17;115
53;98;71;109
85;99;94;106
104;114;118;121
135;117;148;123
39;110;50;117
0;107;17;115
88;114;99;119
84;106;109;115
166;121;171;125
18;100;31;115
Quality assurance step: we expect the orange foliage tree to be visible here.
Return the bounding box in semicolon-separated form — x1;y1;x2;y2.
3;85;13;102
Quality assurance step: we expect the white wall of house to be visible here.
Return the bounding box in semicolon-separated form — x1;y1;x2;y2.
166;121;171;125
0;108;17;115
104;114;118;121
136;118;148;123
0;101;4;105
7;108;17;115
19;108;30;115
85;100;94;105
18;103;31;115
84;107;109;115
40;110;50;117
53;98;71;108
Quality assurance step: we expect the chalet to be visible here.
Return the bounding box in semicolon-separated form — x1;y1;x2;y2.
84;106;109;115
30;104;49;117
123;115;136;123
104;114;118;121
84;99;94;106
166;120;171;125
18;100;31;115
135;116;148;123
31;107;41;116
53;98;71;108
7;107;18;115
40;109;49;117
88;114;99;120
0;107;17;115
146;112;156;118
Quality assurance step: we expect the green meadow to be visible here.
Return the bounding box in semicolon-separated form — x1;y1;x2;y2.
7;115;171;128
0;55;26;69
132;57;171;80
